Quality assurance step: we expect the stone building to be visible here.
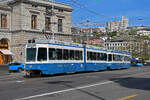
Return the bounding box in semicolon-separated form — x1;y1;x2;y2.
104;40;145;58
106;16;128;32
0;0;72;64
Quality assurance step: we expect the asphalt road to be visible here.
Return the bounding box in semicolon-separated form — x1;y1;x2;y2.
0;66;150;100
0;65;10;76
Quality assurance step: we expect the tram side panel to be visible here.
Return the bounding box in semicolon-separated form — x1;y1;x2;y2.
106;53;131;70
85;49;108;71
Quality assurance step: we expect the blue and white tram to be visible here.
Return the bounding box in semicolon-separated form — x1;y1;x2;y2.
25;40;131;76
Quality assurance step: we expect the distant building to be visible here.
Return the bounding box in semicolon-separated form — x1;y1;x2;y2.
106;16;128;32
104;40;144;55
128;26;150;30
106;21;120;32
104;40;129;51
81;27;106;35
88;39;103;45
128;26;150;36
98;27;106;33
137;30;150;36
71;26;81;35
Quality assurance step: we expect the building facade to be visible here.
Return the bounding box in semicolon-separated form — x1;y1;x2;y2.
81;27;106;35
104;40;146;58
71;26;81;35
0;0;72;64
106;16;128;32
137;30;150;36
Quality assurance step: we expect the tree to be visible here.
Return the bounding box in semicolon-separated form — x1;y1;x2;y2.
128;29;137;35
108;31;117;37
92;31;99;38
141;35;150;40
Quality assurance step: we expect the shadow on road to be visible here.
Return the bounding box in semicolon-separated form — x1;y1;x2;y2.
110;77;150;91
47;80;73;84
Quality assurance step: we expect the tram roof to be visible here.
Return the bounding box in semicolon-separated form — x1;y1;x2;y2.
36;40;106;50
27;39;130;55
107;50;130;55
37;40;83;48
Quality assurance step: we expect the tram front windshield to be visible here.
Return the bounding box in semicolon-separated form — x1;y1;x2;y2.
26;48;36;62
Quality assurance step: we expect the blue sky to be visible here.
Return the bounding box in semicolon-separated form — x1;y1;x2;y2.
55;0;150;27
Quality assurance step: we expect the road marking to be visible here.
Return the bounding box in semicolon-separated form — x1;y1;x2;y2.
118;94;137;100
15;81;114;100
15;80;25;83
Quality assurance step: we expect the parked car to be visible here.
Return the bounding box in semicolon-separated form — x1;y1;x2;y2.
8;62;24;73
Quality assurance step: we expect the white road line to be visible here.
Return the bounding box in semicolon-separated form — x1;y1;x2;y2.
15;80;25;83
15;81;114;100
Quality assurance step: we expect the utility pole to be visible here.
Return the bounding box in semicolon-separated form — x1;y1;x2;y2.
51;0;55;40
80;20;90;44
43;0;56;40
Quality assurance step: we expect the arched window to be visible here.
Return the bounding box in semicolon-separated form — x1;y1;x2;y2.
0;39;9;49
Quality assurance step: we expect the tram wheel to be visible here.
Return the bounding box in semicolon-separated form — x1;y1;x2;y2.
29;71;33;77
39;71;43;77
18;68;23;72
107;67;110;71
25;71;33;77
9;70;12;73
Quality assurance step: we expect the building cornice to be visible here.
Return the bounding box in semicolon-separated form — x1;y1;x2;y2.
0;29;11;33
0;6;12;11
8;0;73;12
11;30;72;36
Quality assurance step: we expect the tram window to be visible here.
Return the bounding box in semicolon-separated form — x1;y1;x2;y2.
108;54;112;61
124;56;130;61
89;52;94;60
38;48;47;61
63;49;69;60
87;51;97;61
49;48;56;60
103;53;107;61
98;53;104;61
79;51;83;60
113;54;117;61
113;55;119;61
56;49;62;60
98;53;106;61
97;53;101;61
26;48;36;62
93;52;97;60
87;52;91;60
74;50;79;60
88;52;96;60
124;56;127;61
74;50;83;60
120;56;124;61
70;50;75;60
113;55;124;61
90;52;93;60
